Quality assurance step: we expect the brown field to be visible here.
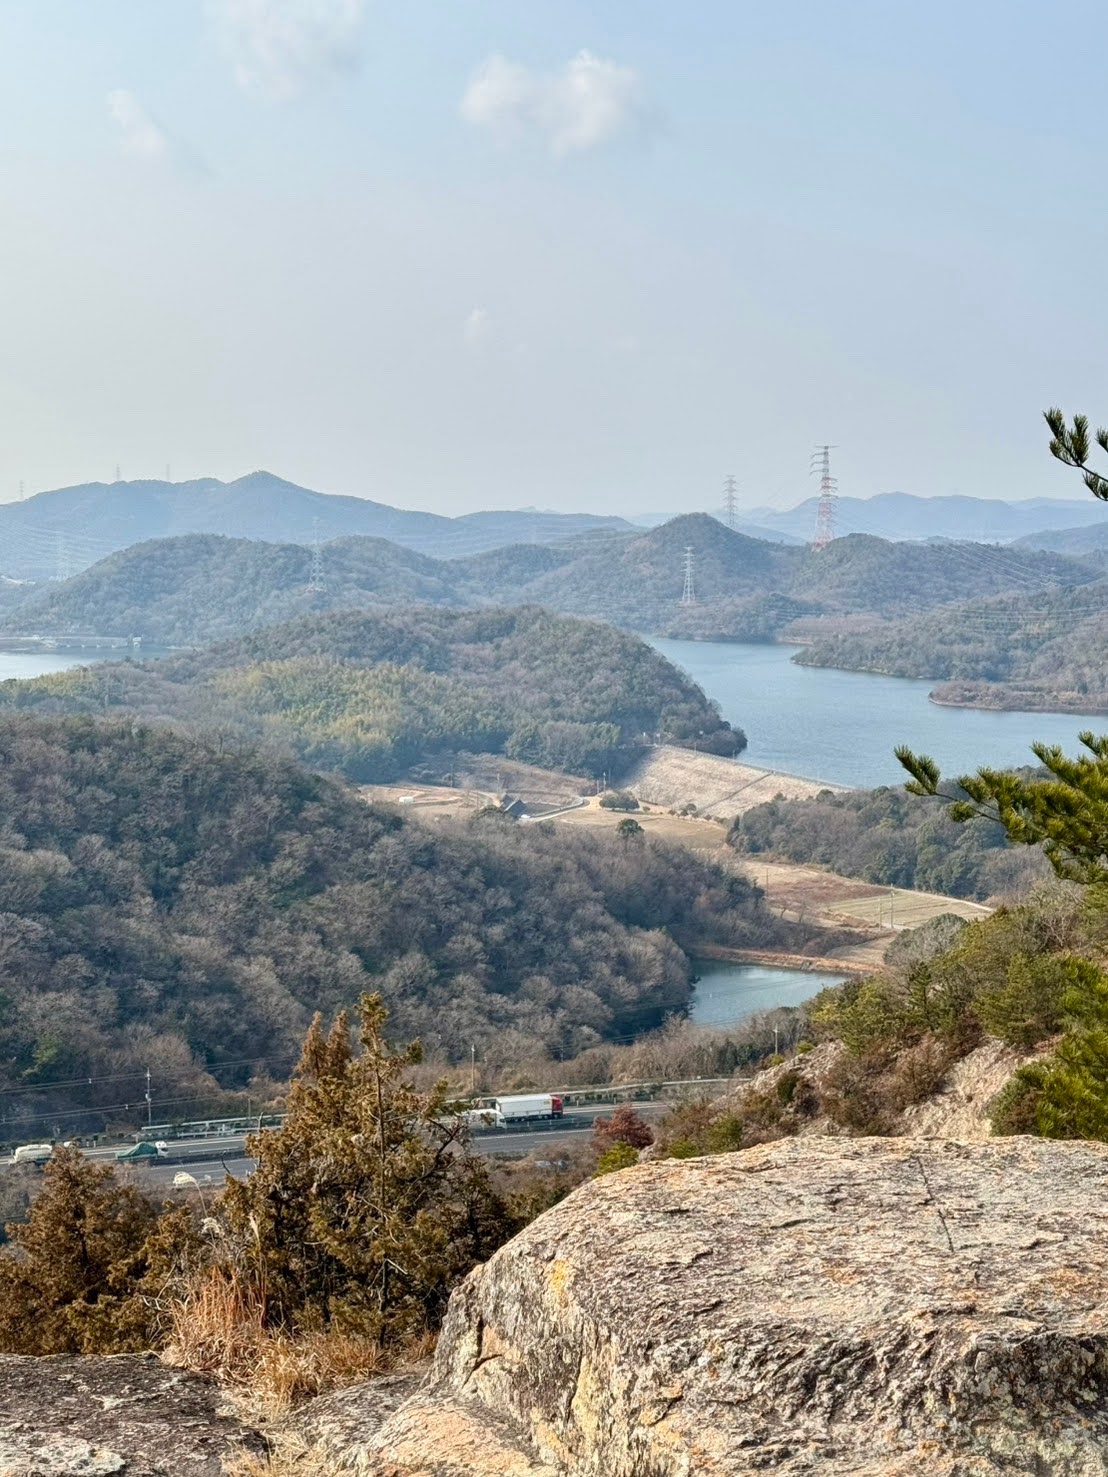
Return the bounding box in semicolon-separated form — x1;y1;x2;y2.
621;745;846;820
362;770;992;975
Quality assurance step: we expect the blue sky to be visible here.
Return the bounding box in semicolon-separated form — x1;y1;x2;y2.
1;0;1106;515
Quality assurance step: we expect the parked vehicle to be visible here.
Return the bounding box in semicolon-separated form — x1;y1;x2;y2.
12;1143;53;1166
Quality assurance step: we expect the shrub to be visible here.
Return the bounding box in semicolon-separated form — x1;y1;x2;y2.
989;1067;1047;1136
595;1143;640;1175
599;790;639;811
219;993;518;1344
0;1149;199;1355
591;1104;654;1151
975;954;1091;1048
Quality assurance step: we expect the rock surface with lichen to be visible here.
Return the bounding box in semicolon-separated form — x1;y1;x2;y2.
332;1136;1108;1475
0;1351;267;1475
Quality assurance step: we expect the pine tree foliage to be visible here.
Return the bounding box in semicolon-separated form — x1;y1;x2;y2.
220;993;516;1343
1045;406;1108;500
897;733;1108;884
0;1148;198;1354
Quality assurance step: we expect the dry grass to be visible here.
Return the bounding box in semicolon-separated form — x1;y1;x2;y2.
223;1433;340;1477
167;1269;433;1412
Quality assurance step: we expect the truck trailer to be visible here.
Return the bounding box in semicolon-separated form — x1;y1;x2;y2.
461;1093;564;1131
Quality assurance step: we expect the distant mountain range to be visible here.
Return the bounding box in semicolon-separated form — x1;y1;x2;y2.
6;474;1107;586
2;514;1093;649
0;471;636;581
1015;521;1108;556
742;492;1108;545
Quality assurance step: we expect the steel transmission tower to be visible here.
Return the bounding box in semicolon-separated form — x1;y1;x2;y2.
810;444;838;550
307;517;325;594
680;545;697;606
723;475;739;529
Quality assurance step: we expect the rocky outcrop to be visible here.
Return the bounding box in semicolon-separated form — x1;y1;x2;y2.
347;1137;1108;1475
900;1037;1052;1140
0;1353;266;1476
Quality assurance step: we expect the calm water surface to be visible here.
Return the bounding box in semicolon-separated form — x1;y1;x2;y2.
689;961;843;1026
651;638;1108;790
0;651;116;682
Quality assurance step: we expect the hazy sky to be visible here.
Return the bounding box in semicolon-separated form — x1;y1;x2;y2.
2;0;1106;516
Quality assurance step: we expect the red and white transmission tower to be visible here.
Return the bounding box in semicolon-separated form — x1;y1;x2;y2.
810;444;838;550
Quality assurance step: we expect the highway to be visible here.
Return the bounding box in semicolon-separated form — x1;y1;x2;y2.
93;1104;655;1189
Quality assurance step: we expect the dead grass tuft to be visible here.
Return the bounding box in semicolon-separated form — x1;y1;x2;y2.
167;1268;434;1412
223;1433;340;1476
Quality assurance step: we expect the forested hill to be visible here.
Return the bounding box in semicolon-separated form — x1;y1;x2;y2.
795;581;1108;712
730;782;1050;901
0;716;797;1131
0;470;634;580
0;607;742;782
2;533;466;647
4;514;1094;648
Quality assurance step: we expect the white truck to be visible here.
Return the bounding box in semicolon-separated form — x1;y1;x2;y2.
12;1144;53;1166
461;1093;564;1131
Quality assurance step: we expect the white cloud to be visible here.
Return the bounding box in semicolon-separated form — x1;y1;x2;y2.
208;0;367;101
107;90;170;161
460;50;647;157
463;307;491;348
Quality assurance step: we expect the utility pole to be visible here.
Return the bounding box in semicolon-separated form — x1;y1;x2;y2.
722;474;739;529
470;1045;477;1095
680;546;697;606
145;1067;152;1127
810;445;838;550
114;464;122;483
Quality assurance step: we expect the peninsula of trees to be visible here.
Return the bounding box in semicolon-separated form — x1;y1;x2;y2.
795;581;1108;712
0;607;742;782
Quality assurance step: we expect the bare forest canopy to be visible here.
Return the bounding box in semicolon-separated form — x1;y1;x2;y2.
0;515;1096;648
0;607;742;783
795;581;1108;712
0;716;815;1133
729;782;1051;901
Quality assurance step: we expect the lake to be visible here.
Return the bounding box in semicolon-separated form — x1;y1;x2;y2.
689;960;843;1027
0;651;115;682
651;637;1107;790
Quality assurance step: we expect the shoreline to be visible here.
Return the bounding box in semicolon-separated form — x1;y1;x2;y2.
693;944;869;976
927;689;1108;718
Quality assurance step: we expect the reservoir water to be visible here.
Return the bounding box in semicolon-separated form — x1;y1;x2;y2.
0;651;115;682
651;638;1107;790
689;960;844;1026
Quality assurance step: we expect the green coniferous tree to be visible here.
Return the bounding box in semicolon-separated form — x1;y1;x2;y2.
220;993;516;1342
0;1148;198;1354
